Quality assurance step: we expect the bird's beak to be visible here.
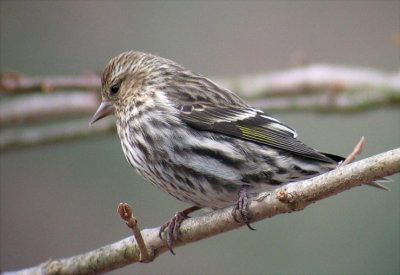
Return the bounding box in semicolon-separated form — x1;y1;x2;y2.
90;101;114;125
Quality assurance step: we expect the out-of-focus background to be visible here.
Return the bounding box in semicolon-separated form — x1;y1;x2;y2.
1;1;399;274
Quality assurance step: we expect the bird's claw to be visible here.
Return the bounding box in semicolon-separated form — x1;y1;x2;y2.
232;185;256;231
159;211;188;255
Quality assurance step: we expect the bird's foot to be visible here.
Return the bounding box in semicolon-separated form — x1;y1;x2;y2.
232;185;256;231
159;206;199;255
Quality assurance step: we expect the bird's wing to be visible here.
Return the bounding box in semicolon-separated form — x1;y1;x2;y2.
178;103;335;163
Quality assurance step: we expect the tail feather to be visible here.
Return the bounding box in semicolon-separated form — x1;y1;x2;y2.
366;181;390;191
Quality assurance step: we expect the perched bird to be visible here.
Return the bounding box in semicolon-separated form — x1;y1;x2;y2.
90;51;350;252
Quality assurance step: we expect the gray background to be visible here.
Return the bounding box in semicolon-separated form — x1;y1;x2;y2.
1;1;399;274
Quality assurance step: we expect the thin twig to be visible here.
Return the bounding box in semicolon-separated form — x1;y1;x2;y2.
340;136;365;166
117;203;150;263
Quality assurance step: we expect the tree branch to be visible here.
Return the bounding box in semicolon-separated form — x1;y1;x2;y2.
0;92;99;127
221;64;400;98
3;148;399;275
0;73;101;94
0;118;115;150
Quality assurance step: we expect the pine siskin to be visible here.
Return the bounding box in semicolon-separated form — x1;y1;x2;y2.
90;51;347;252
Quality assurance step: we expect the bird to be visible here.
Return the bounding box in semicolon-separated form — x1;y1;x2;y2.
90;51;381;253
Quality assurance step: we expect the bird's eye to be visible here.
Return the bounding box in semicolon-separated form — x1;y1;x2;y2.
110;84;120;95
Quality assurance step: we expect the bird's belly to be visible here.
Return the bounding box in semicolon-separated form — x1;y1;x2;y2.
118;123;336;208
137;163;242;208
118;127;249;208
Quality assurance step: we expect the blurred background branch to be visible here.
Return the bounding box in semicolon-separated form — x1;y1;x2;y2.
1;64;399;151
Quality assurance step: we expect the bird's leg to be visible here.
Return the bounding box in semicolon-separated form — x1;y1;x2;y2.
159;206;200;254
232;185;256;231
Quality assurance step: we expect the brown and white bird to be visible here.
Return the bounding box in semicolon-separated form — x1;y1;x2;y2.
90;51;382;252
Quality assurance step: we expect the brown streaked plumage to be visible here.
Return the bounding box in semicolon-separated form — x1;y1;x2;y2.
91;51;346;253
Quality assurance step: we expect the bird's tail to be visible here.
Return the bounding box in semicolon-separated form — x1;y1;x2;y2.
366;181;390;191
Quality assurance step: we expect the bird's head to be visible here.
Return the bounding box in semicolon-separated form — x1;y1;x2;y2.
90;51;179;125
